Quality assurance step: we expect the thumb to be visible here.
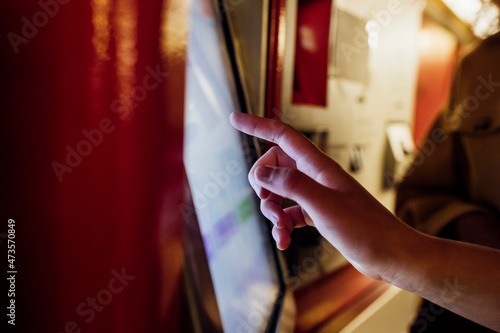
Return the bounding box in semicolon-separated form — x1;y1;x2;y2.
254;165;327;211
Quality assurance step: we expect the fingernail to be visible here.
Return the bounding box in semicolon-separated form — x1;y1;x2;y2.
256;166;274;181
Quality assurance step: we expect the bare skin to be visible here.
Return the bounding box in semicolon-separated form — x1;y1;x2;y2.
230;112;500;332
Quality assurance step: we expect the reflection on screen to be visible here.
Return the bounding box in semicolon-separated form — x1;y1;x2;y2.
183;0;280;332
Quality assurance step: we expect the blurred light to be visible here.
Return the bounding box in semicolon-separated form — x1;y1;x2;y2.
442;0;482;23
366;19;379;48
299;26;318;52
91;0;112;112
442;0;499;37
91;0;112;61
114;0;138;120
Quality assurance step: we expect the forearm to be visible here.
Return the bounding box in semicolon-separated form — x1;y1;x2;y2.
389;227;500;331
230;113;500;331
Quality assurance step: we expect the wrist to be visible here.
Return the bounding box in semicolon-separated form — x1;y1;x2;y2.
378;223;430;293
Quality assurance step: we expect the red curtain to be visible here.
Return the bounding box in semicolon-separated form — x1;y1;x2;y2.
1;1;187;332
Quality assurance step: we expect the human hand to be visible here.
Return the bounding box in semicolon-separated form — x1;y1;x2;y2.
230;113;413;281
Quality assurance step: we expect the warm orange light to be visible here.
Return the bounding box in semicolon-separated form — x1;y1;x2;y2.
160;0;190;58
114;0;138;120
91;0;112;61
277;3;287;73
159;0;190;124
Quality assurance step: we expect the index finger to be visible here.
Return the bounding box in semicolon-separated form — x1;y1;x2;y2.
230;112;330;178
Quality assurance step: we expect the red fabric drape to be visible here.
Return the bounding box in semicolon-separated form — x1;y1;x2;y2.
1;1;187;332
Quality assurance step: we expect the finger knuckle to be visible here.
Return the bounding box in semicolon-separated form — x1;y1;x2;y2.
282;168;302;192
272;122;292;144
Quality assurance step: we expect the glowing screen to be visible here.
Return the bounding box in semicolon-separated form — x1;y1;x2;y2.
183;0;280;332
